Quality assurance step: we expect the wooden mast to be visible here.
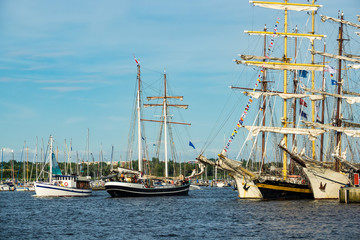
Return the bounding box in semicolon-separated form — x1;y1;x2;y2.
320;41;326;162
144;71;190;178
291;26;298;175
311;0;316;160
136;62;143;173
282;0;288;180
261;24;267;173
335;12;344;172
164;71;168;177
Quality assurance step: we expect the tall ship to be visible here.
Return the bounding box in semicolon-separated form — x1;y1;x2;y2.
198;1;359;200
34;135;92;197
278;12;360;199
105;59;199;197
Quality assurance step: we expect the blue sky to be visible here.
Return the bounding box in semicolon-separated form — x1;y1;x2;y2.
0;0;359;165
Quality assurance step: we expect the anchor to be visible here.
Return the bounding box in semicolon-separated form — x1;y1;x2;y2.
243;183;250;191
319;182;327;190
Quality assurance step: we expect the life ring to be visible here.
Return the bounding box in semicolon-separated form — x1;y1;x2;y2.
64;182;68;187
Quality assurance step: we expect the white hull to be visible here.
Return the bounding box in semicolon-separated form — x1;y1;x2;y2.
303;167;349;200
34;182;92;197
0;185;10;191
233;175;262;199
189;184;201;190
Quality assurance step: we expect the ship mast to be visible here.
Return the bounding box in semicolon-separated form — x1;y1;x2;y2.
144;71;190;178
282;0;288;180
311;0;316;160
291;26;298;174
320;41;326;162
163;72;168;177
49;135;53;183
335;12;344;172
136;62;143;173
261;24;267;173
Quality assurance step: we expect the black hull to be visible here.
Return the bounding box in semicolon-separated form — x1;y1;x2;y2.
105;182;190;197
255;180;313;200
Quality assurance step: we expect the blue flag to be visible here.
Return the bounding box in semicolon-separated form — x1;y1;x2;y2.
331;79;338;85
299;70;308;78
300;110;308;119
189;141;196;149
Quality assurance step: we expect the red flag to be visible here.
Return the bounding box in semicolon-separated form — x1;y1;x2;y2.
300;99;308;107
134;56;139;65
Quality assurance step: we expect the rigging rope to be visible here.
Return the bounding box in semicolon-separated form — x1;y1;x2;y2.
223;17;281;154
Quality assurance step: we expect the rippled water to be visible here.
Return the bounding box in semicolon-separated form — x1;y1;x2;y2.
0;188;359;240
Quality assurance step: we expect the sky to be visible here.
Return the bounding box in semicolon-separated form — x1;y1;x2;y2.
0;0;359;165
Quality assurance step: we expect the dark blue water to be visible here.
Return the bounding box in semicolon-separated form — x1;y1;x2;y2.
0;188;359;240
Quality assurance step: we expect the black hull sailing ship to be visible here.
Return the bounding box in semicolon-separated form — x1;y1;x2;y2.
254;179;313;200
105;59;194;197
106;181;190;198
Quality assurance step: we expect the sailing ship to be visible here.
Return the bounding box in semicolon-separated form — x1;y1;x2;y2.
276;12;360;199
34;135;92;197
105;60;194;197
198;1;353;200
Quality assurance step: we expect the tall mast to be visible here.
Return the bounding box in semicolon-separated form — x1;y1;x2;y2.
163;71;169;177
291;26;298;175
320;41;326;162
261;24;267;173
335;12;344;172
49;135;53;182
137;63;143;173
143;70;190;178
282;0;288;180
87;128;89;176
311;0;316;159
36;137;38;180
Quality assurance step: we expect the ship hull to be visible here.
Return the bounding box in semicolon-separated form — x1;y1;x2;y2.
303;167;349;200
34;182;92;197
105;181;190;197
233;175;262;199
255;180;313;200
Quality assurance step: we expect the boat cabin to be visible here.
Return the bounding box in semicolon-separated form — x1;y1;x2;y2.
53;175;91;189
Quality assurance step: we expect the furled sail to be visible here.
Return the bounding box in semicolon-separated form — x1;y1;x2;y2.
250;1;322;12
302;121;360;138
236;60;324;71
310;50;360;63
243;91;324;101
302;88;360;105
243;126;325;141
239;54;283;61
244;30;325;40
321;15;360;29
349;64;360;69
345;54;360;59
343;121;360;128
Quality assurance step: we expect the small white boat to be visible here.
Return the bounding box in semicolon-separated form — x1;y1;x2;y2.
16;186;29;191
34;135;92;197
35;175;92;197
0;184;10;191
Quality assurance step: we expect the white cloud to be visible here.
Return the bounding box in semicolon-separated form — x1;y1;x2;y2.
41;87;92;92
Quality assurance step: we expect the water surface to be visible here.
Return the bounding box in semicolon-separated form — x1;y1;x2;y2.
1;187;359;239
